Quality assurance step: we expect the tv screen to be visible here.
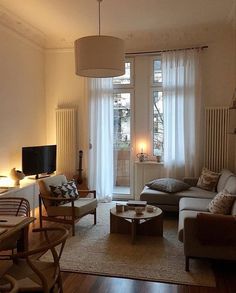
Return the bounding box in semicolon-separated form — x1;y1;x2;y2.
22;145;56;178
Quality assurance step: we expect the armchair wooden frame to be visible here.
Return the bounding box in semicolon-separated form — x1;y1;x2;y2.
39;190;97;236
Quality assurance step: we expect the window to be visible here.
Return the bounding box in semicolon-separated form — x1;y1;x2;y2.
151;56;164;157
113;59;134;87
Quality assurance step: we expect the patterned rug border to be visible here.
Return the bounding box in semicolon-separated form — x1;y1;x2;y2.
60;268;215;287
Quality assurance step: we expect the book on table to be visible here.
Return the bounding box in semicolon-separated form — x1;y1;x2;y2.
127;200;147;207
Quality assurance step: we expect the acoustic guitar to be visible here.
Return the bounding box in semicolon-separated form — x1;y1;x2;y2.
76;150;89;195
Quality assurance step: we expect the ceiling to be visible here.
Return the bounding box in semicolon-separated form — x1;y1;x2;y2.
0;0;235;49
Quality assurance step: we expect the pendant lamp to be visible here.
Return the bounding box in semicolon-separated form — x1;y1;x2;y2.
74;0;125;78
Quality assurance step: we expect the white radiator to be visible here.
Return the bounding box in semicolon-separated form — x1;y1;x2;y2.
204;107;229;172
56;108;77;179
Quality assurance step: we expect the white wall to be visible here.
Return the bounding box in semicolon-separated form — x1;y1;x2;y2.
0;25;46;175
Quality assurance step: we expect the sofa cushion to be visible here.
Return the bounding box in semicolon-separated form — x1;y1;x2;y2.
217;169;235;192
146;178;190;193
179;197;211;212
197;167;220;191
140;186;216;211
208;190;235;215
224;176;236;194
140;186;180;206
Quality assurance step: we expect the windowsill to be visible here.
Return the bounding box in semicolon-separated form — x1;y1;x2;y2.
134;160;164;165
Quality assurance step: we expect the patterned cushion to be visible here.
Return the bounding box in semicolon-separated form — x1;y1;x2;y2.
197;167;220;191
50;180;79;205
146;178;190;193
208;190;235;215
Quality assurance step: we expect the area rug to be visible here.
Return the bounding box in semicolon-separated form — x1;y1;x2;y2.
42;202;216;287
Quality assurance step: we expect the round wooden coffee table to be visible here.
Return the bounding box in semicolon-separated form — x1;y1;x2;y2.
110;205;163;244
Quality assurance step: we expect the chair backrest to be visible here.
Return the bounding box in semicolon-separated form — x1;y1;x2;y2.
38;175;67;208
0;197;30;216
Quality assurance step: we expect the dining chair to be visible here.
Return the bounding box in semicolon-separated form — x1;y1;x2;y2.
0;274;19;293
5;227;69;293
0;197;30;256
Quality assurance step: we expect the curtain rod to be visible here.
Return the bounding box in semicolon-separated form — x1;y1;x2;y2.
125;45;208;56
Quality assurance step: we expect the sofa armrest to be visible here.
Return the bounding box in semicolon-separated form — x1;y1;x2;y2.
183;214;236;256
183;177;198;187
197;213;236;245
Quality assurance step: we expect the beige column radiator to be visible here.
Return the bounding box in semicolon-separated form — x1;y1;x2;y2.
56;108;77;179
204;107;229;172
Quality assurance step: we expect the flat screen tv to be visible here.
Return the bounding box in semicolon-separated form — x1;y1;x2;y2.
22;145;56;179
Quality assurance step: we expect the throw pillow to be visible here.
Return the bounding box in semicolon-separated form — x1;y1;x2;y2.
197;167;220;191
145;178;190;193
50;180;79;205
208;189;235;215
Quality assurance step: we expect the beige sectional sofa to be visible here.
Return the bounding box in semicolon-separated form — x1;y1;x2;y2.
177;169;236;270
140;169;235;212
140;169;236;270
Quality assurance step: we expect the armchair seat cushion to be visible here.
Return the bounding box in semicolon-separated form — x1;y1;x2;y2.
47;198;97;217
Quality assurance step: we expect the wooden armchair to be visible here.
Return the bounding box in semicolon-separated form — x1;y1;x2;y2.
5;227;69;293
38;175;97;236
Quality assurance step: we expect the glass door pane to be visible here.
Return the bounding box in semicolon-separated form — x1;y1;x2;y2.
113;93;131;195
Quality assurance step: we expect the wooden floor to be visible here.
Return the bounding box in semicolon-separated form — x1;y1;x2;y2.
29;213;236;293
60;262;236;293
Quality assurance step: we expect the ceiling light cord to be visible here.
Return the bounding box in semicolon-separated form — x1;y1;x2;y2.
98;0;102;36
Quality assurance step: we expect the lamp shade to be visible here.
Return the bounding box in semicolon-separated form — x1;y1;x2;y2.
74;35;125;78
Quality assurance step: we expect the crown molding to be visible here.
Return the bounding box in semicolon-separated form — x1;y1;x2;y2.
45;47;74;53
0;4;46;48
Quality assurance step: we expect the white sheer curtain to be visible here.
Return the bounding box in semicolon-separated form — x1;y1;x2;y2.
88;78;113;202
162;49;203;178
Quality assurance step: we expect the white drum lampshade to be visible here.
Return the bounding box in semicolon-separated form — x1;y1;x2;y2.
74;35;125;78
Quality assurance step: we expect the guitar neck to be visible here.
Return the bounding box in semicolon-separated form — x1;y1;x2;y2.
77;150;84;185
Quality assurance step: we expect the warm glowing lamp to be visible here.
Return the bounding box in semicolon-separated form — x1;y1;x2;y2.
136;142;148;162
